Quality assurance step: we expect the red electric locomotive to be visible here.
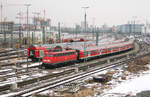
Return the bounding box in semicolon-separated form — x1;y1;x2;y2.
42;49;77;68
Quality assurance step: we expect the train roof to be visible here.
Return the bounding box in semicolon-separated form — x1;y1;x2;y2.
29;38;130;50
73;39;134;51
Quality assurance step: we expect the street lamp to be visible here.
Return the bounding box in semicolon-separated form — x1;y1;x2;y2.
82;6;89;66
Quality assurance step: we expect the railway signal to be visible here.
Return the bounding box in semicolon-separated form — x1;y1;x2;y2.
13;58;18;75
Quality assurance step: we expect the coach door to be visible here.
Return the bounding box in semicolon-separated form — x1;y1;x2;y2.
76;50;80;60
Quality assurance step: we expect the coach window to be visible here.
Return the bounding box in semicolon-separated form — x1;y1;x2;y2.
59;53;61;56
69;52;71;55
113;47;116;50
67;52;70;55
108;48;111;51
68;52;70;55
101;49;104;52
63;53;66;56
48;54;53;57
64;53;66;56
84;51;88;55
99;50;101;52
65;53;68;55
69;52;72;55
82;52;85;56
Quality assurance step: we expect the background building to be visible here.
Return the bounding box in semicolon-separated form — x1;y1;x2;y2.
0;21;14;33
117;24;144;34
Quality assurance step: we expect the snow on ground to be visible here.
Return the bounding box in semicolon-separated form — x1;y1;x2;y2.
99;65;150;97
21;62;42;68
102;70;150;96
0;69;12;73
0;92;18;97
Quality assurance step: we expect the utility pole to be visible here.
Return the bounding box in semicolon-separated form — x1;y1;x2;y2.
10;22;13;48
32;31;34;44
85;12;86;34
32;12;40;44
92;17;95;40
16;11;23;48
0;3;3;22
58;22;61;42
24;4;31;72
3;23;6;48
24;4;31;48
96;26;99;46
42;26;46;44
75;24;77;38
132;16;137;34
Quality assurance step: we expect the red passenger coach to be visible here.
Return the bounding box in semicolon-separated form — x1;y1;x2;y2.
28;43;67;61
42;50;77;68
76;40;134;60
28;45;46;61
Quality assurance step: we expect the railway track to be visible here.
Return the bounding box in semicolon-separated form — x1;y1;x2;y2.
17;61;126;97
0;53;135;94
0;49;25;57
0;58;31;67
0;62;41;81
0;41;148;96
16;41;150;97
0;48;27;62
0;48;14;54
13;50;148;97
0;50;133;89
0;54;26;62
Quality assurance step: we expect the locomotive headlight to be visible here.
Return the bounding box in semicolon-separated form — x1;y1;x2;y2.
47;60;51;62
43;59;51;62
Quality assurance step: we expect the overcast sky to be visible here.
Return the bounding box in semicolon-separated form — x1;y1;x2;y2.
1;0;150;27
